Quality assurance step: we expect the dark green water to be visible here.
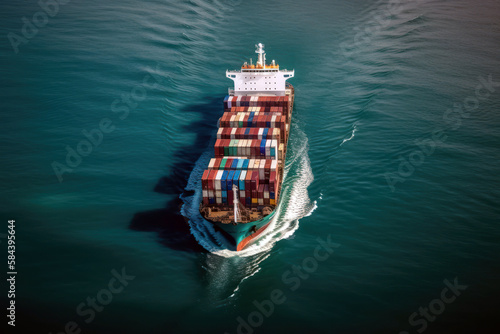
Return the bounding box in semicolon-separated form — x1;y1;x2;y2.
1;0;500;333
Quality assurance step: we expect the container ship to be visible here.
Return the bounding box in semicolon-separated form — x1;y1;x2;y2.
199;43;295;251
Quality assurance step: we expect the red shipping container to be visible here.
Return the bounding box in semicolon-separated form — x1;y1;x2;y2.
258;184;264;199
249;140;254;157
262;97;268;108
225;158;233;170
209;170;218;190
267;114;273;128
269;171;276;192
228;190;233;207
237;128;244;139
202;170;209;190
247;128;254;140
214;139;222;157
258;115;265;127
253;140;260;158
265;160;272;179
251;171;259;191
213;159;221;170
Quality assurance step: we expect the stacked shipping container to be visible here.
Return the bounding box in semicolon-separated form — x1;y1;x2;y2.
201;95;289;209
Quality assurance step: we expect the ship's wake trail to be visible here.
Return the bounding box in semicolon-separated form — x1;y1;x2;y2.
181;123;315;258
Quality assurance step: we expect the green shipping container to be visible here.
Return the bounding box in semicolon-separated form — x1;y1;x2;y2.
220;158;227;170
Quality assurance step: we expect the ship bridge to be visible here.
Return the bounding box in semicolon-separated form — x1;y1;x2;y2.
226;43;294;96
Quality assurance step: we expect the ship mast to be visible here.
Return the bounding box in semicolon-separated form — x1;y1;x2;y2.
233;184;241;223
255;43;266;69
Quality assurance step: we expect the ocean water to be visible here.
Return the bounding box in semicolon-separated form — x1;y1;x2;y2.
1;0;499;333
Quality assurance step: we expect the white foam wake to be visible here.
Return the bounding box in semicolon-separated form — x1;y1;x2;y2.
340;123;357;146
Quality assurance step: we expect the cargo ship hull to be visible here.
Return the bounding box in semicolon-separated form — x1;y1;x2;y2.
199;43;294;251
210;210;277;251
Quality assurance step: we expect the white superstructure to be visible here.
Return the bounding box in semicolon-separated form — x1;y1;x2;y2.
226;43;294;96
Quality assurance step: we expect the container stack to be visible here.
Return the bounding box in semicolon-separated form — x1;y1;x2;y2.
201;94;290;209
223;96;291;121
201;158;280;207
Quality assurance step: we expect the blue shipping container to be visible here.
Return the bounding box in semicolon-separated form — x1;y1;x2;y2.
227;170;235;190
221;171;228;190
237;159;244;170
260;140;266;156
233;170;241;185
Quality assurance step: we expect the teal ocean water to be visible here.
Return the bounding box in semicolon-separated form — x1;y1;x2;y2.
1;0;500;333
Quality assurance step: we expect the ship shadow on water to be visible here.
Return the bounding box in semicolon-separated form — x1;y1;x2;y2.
129;96;224;253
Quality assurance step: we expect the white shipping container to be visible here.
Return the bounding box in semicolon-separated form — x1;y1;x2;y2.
271;159;277;171
231;128;237;139
208;190;214;198
217;128;223;139
208;158;215;169
259;160;266;179
254;159;260;170
215;197;221;204
230;114;236;128
264;190;269;199
251;96;257;107
258;198;264;206
266;140;271;157
240;170;247;184
246;140;251;157
238;140;245;156
249;159;255;170
203;190;208;198
271;140;278;159
215;170;223;190
238;140;244;156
